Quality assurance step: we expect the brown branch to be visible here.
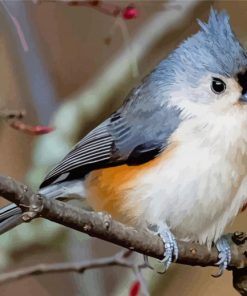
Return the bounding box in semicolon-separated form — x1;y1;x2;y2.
233;267;247;295
0;175;246;294
0;175;246;267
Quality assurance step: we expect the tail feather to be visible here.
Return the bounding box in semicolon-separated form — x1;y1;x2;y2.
0;204;22;234
0;214;23;235
0;203;22;222
38;180;86;201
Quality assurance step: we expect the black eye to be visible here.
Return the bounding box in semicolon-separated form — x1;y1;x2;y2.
211;77;226;94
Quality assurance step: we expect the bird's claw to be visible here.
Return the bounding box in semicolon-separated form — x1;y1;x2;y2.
158;226;178;273
212;236;231;278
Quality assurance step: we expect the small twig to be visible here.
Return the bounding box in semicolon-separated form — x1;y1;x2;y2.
0;250;146;285
0;109;25;120
37;0;139;20
67;1;121;17
0;109;54;135
132;265;149;296
1;0;29;52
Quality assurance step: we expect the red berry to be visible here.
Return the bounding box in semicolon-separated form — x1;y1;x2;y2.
122;6;138;20
129;280;140;296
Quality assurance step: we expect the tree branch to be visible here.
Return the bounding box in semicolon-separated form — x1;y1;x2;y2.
0;175;246;293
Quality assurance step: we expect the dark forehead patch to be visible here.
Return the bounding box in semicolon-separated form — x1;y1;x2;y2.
238;69;247;94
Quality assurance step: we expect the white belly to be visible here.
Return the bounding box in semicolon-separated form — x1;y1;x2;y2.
127;114;247;246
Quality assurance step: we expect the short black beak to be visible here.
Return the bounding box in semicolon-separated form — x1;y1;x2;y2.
240;93;247;103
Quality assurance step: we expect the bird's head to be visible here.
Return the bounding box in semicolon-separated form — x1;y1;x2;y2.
161;8;247;119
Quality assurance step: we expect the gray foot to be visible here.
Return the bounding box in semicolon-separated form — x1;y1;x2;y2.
158;226;178;272
213;235;231;277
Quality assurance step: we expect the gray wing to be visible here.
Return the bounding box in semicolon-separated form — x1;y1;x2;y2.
40;119;116;188
40;72;181;188
45;121;113;177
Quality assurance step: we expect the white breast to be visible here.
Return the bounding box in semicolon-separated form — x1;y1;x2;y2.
126;108;247;246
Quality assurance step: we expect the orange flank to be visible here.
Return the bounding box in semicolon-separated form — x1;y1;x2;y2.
85;144;176;224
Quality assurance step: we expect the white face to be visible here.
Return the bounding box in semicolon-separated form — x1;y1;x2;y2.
170;74;246;119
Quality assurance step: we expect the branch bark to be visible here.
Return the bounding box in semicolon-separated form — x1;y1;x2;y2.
0;175;246;294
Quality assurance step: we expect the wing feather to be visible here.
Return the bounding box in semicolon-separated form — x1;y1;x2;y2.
41;121;114;187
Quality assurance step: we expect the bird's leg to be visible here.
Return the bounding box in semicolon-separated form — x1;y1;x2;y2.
143;222;178;272
212;235;231;277
157;223;178;273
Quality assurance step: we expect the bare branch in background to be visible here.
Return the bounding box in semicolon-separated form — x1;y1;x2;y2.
39;0;139;20
0;109;54;135
1;0;29;52
0;250;144;284
0;175;246;295
2;0;138;57
0;109;26;120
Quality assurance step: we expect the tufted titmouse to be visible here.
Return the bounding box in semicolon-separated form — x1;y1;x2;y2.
1;9;247;274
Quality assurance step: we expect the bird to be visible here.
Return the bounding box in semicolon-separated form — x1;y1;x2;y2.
1;8;247;274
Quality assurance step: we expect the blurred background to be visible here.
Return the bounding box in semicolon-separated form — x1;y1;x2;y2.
0;1;246;295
